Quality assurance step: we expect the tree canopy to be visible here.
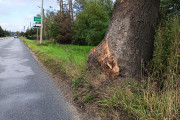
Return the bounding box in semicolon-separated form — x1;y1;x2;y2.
72;0;113;45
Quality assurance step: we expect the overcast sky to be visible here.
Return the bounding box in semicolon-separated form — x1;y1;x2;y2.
0;0;60;32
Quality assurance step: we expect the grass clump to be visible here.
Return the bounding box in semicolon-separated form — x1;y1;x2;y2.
72;77;85;90
84;93;95;103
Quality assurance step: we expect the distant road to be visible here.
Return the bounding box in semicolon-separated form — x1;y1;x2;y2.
0;38;73;120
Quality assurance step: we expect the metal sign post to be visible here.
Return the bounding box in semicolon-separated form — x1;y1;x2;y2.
37;28;38;41
40;0;44;45
33;24;41;41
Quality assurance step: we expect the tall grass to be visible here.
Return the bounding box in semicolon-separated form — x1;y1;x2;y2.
151;15;180;88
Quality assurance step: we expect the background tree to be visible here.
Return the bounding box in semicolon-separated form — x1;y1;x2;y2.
49;12;72;44
16;31;20;35
158;0;180;26
44;11;55;40
24;28;37;39
0;26;12;37
4;30;11;36
73;0;87;14
72;0;113;46
99;0;114;17
160;0;179;14
0;26;5;37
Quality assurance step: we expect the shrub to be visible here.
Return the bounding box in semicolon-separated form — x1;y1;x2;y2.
151;15;180;87
72;0;112;46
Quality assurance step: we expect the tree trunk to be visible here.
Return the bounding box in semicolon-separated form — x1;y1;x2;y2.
88;0;160;79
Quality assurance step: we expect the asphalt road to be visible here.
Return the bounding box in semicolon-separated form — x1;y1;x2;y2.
0;38;73;120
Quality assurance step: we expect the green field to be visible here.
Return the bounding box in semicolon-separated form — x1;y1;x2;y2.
20;37;94;76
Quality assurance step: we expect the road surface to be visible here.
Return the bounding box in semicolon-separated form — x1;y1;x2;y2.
0;38;73;120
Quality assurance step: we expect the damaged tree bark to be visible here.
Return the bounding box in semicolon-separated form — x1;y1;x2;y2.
88;0;160;79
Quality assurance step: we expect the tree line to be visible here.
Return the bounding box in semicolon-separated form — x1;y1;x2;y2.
0;26;12;37
25;0;114;46
24;0;179;46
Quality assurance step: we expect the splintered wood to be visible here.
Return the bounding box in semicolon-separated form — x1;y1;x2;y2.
90;41;119;79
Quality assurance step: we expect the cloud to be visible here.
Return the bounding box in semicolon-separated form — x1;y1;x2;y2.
0;0;60;32
0;22;10;28
25;14;36;21
0;22;26;32
0;0;28;16
0;0;26;7
0;8;10;15
0;0;42;7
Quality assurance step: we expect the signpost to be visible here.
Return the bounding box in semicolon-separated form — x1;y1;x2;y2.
37;28;39;41
33;24;41;28
34;17;41;22
33;24;41;41
34;0;43;44
40;0;43;44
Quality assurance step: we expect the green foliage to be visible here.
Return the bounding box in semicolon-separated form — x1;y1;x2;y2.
20;37;93;75
160;0;180;14
44;11;55;39
0;26;5;37
151;15;180;85
0;26;11;37
72;0;113;46
84;93;94;102
85;83;92;90
16;31;20;35
25;28;37;38
158;0;180;25
99;0;114;16
73;0;87;13
72;77;85;90
49;13;72;44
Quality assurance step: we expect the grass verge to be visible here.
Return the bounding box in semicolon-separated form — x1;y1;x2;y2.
20;16;179;120
20;38;93;77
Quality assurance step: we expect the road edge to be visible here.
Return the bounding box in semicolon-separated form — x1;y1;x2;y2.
19;38;84;120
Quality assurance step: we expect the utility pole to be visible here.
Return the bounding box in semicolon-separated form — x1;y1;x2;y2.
24;26;25;37
37;29;39;41
40;0;43;44
30;22;32;36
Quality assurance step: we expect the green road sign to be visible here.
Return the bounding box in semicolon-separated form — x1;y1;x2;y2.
34;17;41;21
